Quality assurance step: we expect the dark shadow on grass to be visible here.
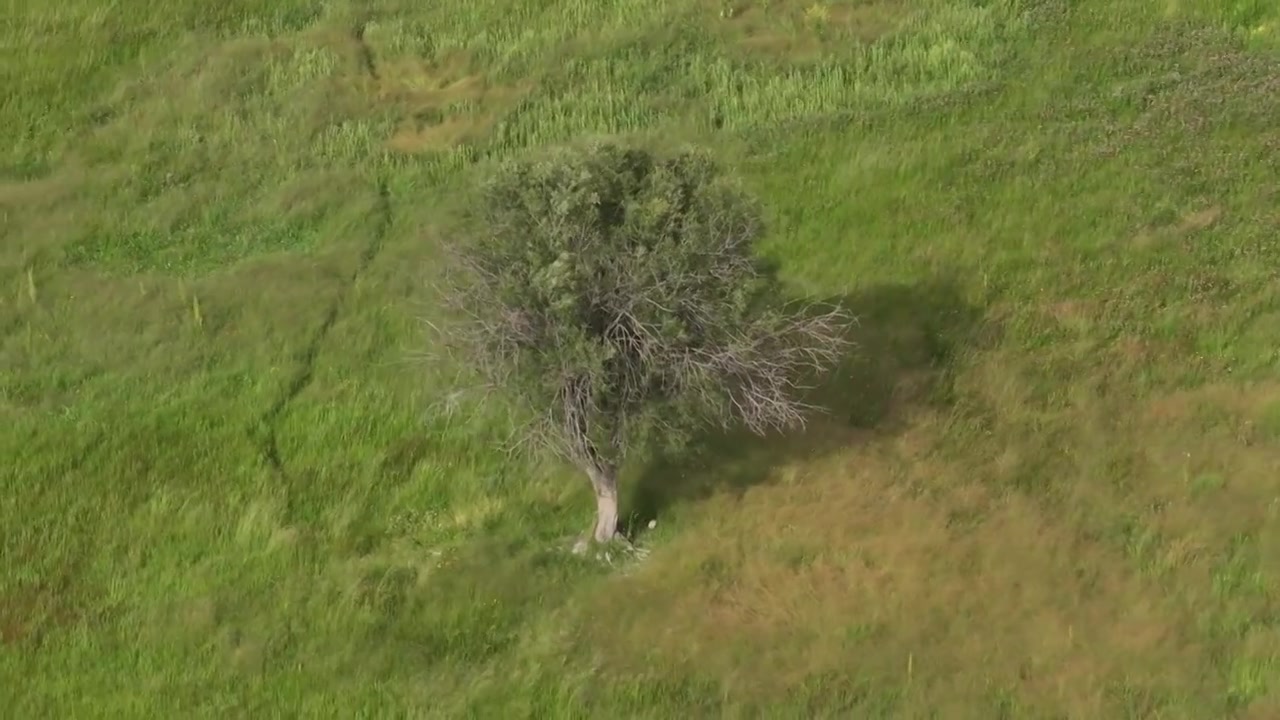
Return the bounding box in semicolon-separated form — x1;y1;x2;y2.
623;277;989;535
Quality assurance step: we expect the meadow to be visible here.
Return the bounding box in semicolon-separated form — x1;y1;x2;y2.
2;0;1279;715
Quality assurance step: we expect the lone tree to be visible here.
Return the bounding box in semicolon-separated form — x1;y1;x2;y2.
433;141;851;547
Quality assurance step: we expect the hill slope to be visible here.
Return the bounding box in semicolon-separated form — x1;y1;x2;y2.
3;0;1279;716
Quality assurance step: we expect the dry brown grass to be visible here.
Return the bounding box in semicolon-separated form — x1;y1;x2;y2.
558;335;1280;713
578;411;1212;713
708;0;915;60
1134;204;1227;248
373;53;531;153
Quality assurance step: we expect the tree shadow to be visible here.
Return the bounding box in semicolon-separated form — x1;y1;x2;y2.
623;276;989;534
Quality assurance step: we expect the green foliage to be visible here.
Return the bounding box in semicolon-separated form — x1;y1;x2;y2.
439;141;849;471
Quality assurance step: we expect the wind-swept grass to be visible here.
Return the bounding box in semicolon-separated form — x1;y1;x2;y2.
3;0;1279;716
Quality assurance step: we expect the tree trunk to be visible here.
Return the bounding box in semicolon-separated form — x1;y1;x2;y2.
587;464;619;544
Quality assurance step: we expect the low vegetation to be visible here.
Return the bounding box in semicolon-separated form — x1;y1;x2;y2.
3;0;1278;716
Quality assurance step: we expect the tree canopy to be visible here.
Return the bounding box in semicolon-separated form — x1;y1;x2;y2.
433;141;851;545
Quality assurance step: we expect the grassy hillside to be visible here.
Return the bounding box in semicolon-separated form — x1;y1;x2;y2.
3;0;1279;716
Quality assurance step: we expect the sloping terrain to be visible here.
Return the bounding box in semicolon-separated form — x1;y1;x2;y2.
2;0;1279;716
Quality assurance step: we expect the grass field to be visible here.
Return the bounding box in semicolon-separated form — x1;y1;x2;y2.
3;0;1280;715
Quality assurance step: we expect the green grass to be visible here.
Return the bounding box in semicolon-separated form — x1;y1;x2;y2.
3;0;1280;715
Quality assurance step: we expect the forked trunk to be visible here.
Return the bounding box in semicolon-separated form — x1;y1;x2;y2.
587;464;619;544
